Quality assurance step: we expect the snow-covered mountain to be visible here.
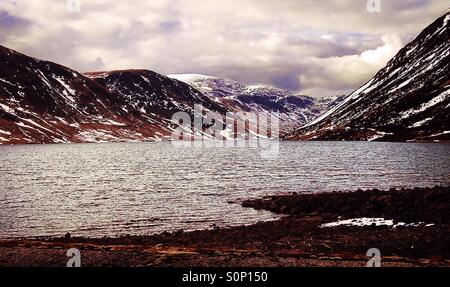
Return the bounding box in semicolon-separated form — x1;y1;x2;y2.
0;45;141;144
286;11;450;142
1;44;317;145
168;74;340;133
85;70;228;137
0;46;224;144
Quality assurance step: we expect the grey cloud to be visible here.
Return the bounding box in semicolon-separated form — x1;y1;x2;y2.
0;9;30;41
158;20;182;33
0;10;27;27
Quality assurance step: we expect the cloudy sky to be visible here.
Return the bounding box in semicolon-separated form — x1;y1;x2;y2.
0;0;448;97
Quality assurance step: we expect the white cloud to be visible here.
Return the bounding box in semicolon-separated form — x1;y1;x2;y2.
299;34;404;95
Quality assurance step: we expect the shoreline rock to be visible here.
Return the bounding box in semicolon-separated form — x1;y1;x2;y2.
242;185;449;224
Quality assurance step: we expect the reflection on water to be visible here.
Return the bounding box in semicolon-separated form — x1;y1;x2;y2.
0;141;449;238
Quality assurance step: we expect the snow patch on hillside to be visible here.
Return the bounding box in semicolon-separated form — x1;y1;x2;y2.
53;76;76;101
0;129;11;135
320;217;434;228
0;103;14;114
167;74;216;84
401;90;449;119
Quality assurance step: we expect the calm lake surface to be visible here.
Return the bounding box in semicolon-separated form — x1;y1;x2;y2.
0;142;449;238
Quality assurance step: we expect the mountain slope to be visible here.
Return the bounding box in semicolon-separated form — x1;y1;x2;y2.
0;46;223;144
85;70;226;123
286;11;450;142
0;45;143;144
168;74;340;133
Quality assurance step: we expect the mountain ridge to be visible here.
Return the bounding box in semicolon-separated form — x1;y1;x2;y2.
0;46;225;144
168;74;342;133
0;46;321;144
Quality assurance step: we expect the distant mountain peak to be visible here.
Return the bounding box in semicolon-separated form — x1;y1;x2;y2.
167;73;217;83
167;74;342;133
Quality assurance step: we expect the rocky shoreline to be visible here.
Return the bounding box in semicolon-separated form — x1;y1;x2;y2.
0;186;448;267
242;185;449;224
